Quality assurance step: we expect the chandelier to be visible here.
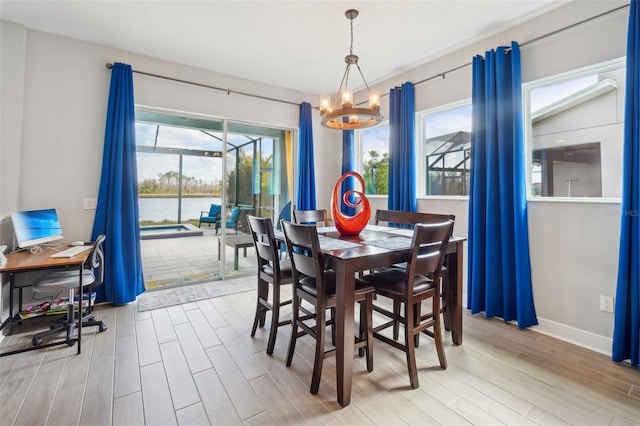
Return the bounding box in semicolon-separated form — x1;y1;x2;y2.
320;9;382;130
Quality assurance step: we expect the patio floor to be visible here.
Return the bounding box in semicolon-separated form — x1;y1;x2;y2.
140;227;256;290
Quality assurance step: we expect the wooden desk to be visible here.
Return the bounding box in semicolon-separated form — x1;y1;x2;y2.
0;246;92;356
277;226;465;407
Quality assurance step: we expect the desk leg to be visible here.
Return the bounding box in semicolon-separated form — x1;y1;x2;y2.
8;273;15;335
449;241;463;345
335;262;355;407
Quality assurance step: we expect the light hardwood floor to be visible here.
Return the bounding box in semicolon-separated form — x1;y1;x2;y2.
1;286;639;426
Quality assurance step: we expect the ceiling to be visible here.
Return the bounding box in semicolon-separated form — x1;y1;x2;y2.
0;0;571;95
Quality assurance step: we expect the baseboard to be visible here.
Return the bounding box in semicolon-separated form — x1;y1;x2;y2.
531;316;612;357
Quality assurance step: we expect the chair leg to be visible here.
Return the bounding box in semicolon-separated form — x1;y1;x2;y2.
285;295;300;367
433;297;447;370
310;306;326;394
393;300;400;340
404;302;419;389
414;301;421;348
365;294;373;372
330;307;336;346
251;279;267;337
266;284;281;355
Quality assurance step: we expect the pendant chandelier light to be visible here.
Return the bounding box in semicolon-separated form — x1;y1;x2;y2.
320;9;382;130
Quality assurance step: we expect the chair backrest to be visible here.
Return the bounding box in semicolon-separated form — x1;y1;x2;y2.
208;204;222;217
293;209;330;226
375;209;455;230
228;206;241;223
246;215;280;269
280;220;327;296
405;218;455;281
91;234;106;286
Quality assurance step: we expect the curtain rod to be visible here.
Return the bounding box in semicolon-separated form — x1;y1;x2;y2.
410;2;629;88
105;63;300;107
107;2;628;109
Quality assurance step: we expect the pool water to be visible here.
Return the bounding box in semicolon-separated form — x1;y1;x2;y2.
140;224;204;240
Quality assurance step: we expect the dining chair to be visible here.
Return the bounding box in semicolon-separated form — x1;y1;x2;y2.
246;215;293;355
375;209;456;336
31;234;107;346
356;219;454;389
292;209;331;227
280;220;374;394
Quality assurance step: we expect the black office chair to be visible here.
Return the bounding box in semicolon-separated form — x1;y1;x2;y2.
281;220;374;394
31;235;107;346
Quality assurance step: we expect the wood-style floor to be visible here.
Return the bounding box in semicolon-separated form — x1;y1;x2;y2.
1;286;639;426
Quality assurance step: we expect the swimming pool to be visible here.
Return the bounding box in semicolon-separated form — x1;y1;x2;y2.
140;224;204;240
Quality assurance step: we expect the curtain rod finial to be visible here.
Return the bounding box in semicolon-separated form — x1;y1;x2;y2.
106;63;113;69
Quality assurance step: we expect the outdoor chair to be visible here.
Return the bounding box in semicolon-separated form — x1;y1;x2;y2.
198;204;222;228
215;206;241;235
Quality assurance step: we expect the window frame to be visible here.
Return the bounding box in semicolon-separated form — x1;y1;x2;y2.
355;120;390;198
523;56;625;204
417;98;472;200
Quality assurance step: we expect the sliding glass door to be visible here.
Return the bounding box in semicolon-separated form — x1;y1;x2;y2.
135;111;293;290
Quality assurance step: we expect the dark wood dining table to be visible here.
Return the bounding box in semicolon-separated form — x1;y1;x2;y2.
277;225;465;407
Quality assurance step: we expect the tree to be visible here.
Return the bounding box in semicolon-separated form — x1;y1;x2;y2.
362;150;388;195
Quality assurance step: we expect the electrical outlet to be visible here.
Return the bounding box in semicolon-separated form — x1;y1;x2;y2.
599;295;614;313
83;198;98;210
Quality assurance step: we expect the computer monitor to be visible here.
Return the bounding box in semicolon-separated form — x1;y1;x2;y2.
11;208;64;249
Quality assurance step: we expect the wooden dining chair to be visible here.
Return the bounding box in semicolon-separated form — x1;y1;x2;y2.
280;220;374;394
375;209;455;336
356;218;454;389
292;209;331;227
246;215;293;355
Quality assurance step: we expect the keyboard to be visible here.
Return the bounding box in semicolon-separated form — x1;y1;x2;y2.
51;245;92;258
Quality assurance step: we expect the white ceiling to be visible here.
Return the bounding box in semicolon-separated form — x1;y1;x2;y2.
0;0;571;95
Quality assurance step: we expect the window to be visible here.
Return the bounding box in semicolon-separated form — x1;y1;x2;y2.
420;102;472;196
358;123;389;195
524;58;625;199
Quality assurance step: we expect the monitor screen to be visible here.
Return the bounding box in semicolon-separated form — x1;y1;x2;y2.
11;208;64;249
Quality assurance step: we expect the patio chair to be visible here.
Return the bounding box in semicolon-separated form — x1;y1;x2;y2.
198;204;222;228
215;206;241;235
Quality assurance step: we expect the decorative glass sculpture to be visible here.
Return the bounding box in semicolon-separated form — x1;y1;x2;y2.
331;171;371;236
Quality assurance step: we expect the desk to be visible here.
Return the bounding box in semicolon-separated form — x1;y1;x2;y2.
278;226;465;407
218;233;254;270
0;247;92;356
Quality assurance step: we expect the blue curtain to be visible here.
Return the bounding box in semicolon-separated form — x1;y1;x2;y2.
91;63;144;305
467;42;538;328
613;0;640;368
296;102;316;210
341;129;356;215
388;82;416;212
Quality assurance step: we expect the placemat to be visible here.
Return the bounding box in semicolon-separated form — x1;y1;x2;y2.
363;236;412;250
318;236;362;250
384;228;415;238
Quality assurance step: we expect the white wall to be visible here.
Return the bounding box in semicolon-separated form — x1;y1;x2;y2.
356;0;628;354
0;0;630;354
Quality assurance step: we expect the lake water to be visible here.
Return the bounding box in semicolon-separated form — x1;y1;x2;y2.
139;197;222;222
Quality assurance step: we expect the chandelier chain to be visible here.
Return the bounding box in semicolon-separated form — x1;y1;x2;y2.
350;15;354;56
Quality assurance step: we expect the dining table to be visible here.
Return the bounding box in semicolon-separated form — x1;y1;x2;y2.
277;224;466;407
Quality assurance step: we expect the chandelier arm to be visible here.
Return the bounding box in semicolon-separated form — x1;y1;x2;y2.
355;63;372;92
333;64;351;109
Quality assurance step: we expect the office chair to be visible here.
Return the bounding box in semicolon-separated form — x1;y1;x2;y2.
31;235;107;346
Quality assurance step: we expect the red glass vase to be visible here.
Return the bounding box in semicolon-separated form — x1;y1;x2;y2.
331;171;371;236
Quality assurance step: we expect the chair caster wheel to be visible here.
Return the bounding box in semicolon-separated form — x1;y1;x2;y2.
32;337;43;346
99;324;107;332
